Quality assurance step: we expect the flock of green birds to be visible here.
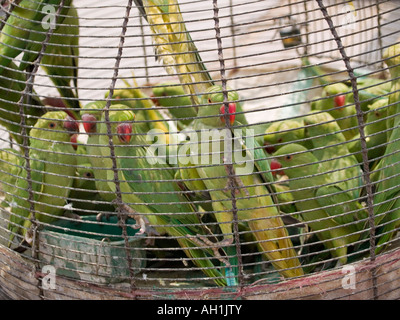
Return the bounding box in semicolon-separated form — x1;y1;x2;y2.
0;0;399;287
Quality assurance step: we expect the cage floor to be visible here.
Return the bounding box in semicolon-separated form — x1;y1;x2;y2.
1;242;400;300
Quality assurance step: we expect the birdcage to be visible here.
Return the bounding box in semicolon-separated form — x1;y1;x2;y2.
0;0;399;300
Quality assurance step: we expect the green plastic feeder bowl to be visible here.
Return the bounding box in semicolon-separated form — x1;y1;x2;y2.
38;215;146;284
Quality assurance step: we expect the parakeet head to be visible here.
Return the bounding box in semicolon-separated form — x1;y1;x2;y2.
151;82;191;107
322;83;348;110
100;104;135;145
73;165;96;189
368;98;388;119
30;111;78;144
333;95;346;108
263;120;305;154
198;85;239;127
117;123;133;144
81;101;107;134
270;158;284;176
272;143;318;178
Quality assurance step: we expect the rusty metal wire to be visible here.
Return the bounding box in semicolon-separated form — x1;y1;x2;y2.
0;0;399;300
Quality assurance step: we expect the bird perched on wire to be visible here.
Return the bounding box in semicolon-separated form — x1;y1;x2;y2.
7;111;79;250
271;143;362;265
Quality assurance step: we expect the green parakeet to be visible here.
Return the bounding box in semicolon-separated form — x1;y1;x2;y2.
311;83;358;140
109;77;178;147
133;0;213;105
263;118;306;154
272;143;361;264
347;98;389;165
7;110;78;248
0;61;44;144
370;44;400;253
345;76;391;113
96;104;228;286
0;0;71;70
303;111;363;200
68;136;114;215
349;77;392;96
0;0;45;71
0;148;23;208
80;100;117;205
152;82;197;126
30;4;80;109
1;1;79;109
107;82;152;134
151;82;249;127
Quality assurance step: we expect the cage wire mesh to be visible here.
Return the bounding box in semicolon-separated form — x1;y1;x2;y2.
0;0;399;300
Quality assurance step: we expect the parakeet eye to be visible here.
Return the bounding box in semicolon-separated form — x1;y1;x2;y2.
263;142;275;154
48;122;56;129
208;98;212;104
85;172;93;178
285;155;292;160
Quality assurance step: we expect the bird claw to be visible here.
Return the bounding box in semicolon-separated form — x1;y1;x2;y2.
96;211;113;222
64;211;82;224
116;203;159;245
223;165;250;197
185;234;232;267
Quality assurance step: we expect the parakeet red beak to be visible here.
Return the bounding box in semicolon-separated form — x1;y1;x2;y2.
70;133;78;150
270;159;284;176
117;123;133;144
81;114;97;134
264;142;276;154
64;115;79;133
219;103;236;125
150;95;160;106
334;95;346;109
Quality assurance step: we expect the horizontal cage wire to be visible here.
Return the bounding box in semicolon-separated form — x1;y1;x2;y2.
0;0;399;300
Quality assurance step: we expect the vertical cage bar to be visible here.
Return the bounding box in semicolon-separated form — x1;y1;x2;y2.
103;0;136;292
212;0;244;289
